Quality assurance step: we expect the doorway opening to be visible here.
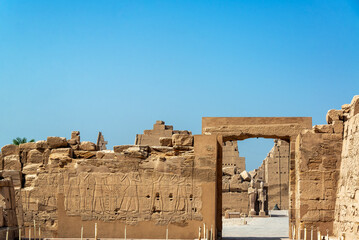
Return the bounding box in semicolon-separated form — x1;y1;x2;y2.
221;138;290;238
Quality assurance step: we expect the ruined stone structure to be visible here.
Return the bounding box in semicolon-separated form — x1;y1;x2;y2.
96;132;108;151
333;97;359;238
0;132;212;239
0;171;19;239
222;171;250;216
222;139;289;215
221;141;248;215
222;141;245;171
257;139;290;210
135;120;191;146
203;116;312;237
0;96;358;239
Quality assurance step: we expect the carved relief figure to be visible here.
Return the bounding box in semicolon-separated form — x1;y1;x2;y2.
123;172;141;213
174;175;188;214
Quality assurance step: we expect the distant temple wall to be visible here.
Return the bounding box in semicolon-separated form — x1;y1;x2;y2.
221;136;290;216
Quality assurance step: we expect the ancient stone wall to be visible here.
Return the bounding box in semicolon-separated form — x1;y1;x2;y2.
222;192;248;215
333;96;359;238
222;141;245;172
2;100;358;239
0;130;219;239
222;139;289;215
221;141;248;215
0;171;20;239
261;139;290;210
135;120;191;146
294;105;346;236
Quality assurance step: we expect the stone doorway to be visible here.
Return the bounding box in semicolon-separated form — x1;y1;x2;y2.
221;138;290;238
201;117;312;238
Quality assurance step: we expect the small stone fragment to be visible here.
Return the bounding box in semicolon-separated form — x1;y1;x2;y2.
240;170;251;181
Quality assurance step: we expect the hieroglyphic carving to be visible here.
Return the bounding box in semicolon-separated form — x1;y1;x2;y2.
27;169;202;225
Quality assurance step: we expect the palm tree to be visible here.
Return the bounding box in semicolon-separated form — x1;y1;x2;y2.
12;137;35;145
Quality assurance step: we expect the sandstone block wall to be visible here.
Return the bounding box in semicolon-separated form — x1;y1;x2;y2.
135;120;191;146
333;96;359;238
221;141;248;215
222;192;248;215
222;141;245;172
222;139;289;215
0;173;19;239
262;139;290;210
1;99;358;239
0;130;217;239
295;130;342;235
294;102;349;236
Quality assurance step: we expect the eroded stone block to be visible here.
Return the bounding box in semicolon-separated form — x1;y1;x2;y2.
113;145;132;153
22;163;42;175
332;121;344;134
27;149;43;163
74;150;96;159
313;124;333;133
1;145;19;157
47;137;68;148
122;146;149;159
172;134;194;146
240;170;251;181
326;109;344;124
0;186;12;209
96;150;115;159
3;155;21;171
159;137;172;147
0;170;22;188
79;141;96;151
19;142;37;150
35;140;48;149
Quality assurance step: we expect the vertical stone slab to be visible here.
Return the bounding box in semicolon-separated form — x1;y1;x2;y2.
333;97;359;238
289;137;297;237
194;134;219;238
295;129;342;236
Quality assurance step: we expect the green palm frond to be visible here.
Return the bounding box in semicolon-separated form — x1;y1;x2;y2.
12;137;35;145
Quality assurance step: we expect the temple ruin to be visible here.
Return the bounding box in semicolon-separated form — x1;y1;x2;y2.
0;95;358;239
222;139;289;217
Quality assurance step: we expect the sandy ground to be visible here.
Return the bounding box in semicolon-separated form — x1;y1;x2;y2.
222;210;289;240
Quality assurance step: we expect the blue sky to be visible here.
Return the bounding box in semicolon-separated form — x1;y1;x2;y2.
0;0;358;170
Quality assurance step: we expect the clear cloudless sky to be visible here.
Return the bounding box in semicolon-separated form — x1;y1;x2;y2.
0;0;358;170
